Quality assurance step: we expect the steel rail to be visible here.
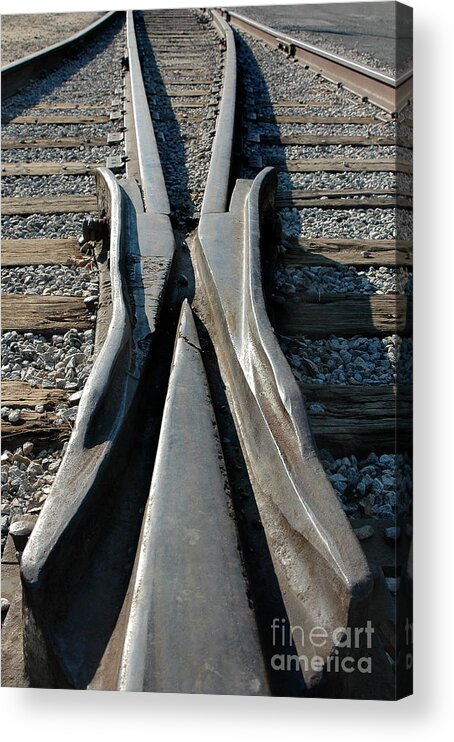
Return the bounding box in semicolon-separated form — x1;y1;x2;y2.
21;169;144;686
201;10;237;214
125;10;171;215
116;300;269;695
19;10;175;688
195;11;373;690
218;8;412;114
1;11;120;100
87;11;267;693
193;170;373;689
89;10;267;694
20;174;174;688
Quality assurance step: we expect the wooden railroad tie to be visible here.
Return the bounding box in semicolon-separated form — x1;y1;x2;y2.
2;239;83;267
280;238;412;267
275;294;412;337
1;295;93;334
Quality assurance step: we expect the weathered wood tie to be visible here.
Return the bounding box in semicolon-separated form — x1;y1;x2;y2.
2;195;97;216
1;412;71;447
280;238;412;267
1;295;92;333
1;381;68;409
1;162;102;176
247;157;412;174
276;196;411;209
275;294;412;337
257;114;383;124
261;133;411;147
2;239;82;267
301;383;412;454
2;136;106;150
2;114;109;125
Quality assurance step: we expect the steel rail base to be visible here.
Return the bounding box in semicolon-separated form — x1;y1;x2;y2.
193;167;373;689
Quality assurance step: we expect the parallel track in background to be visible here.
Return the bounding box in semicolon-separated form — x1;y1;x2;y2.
218;8;413;114
235;35;413;456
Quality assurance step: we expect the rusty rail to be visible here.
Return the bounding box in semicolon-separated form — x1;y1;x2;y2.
219;8;412;114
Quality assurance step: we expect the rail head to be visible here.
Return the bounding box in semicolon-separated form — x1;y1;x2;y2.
126;11;171;215
201;9;237;215
1;11;121;99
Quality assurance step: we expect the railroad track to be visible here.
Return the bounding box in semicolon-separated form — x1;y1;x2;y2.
1;8;412;699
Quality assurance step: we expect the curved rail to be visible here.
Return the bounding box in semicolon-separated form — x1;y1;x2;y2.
1;11;120;99
194;166;372;688
194;12;374;684
219;8;412;114
21;169;142;686
20;10;175;688
20;169;129;585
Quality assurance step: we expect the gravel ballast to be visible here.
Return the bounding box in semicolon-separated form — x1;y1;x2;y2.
1;213;95;239
2;123;115;140
2;265;98;297
1;175;96;198
277;171;411;193
320;450;412;519
1;443;66;551
2;146;120;165
280;206;412;241
275;265;412;296
280;334;412;385
2;329;95;390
